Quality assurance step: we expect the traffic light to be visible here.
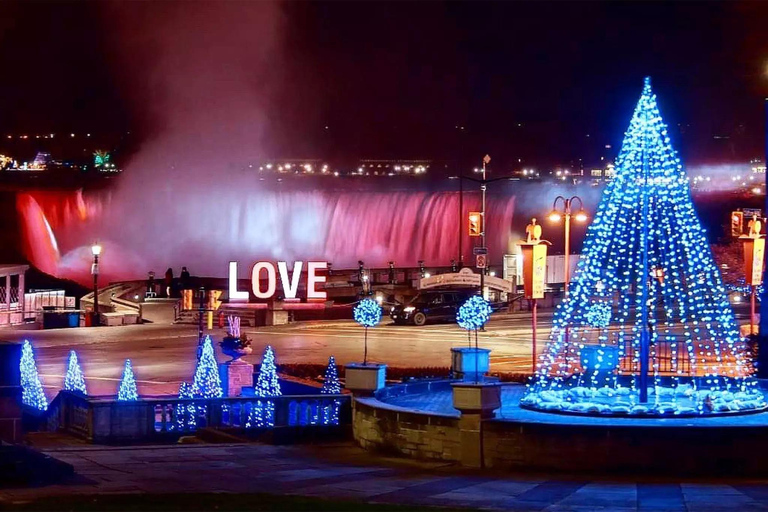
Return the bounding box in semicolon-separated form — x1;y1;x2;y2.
731;211;744;237
468;212;482;237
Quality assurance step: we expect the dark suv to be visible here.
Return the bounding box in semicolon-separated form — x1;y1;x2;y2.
390;289;476;326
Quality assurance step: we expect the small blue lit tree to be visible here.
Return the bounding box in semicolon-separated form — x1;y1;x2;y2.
20;340;47;410
321;355;341;425
64;350;87;395
354;298;382;364
247;346;282;428
175;382;196;431
457;295;493;347
522;77;765;416
117;359;139;401
191;335;223;399
321;356;341;394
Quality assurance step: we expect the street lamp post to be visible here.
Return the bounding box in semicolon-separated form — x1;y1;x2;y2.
480;155;491;297
548;196;588;295
91;244;102;327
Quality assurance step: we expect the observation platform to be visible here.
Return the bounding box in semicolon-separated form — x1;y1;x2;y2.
353;380;768;474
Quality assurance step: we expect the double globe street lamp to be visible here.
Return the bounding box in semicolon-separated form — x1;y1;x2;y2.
548;196;587;295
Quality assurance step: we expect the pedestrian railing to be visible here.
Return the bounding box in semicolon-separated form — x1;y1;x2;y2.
43;390;350;443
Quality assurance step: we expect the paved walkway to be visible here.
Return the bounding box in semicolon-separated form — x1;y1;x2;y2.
3;441;768;511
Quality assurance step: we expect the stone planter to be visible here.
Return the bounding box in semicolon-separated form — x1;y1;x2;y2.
345;363;387;395
451;381;502;418
450;347;491;381
220;337;253;362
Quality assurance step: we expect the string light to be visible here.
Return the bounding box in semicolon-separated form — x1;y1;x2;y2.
320;355;341;425
175;382;196;431
521;77;765;416
191;336;223;399
19;340;47;410
117;359;139;401
457;296;492;331
247;346;281;428
64;350;87;395
354;298;382;364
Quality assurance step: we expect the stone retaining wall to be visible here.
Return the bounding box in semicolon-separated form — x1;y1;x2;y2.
352;399;461;461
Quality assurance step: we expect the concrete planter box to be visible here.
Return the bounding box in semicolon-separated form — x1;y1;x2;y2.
452;382;502;418
451;347;491;381
345;363;386;395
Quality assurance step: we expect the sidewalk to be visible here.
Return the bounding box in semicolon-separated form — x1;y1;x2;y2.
3;440;768;511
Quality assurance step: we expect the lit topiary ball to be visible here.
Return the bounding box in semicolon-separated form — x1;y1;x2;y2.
457;295;492;331
585;302;612;328
354;298;382;328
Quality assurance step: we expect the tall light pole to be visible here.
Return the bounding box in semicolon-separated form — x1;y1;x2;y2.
480;154;491;297
91;244;102;327
548;196;588;295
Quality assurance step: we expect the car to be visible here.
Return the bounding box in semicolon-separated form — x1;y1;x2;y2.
389;289;477;326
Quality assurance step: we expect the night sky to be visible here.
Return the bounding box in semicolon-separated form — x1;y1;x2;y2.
0;1;765;170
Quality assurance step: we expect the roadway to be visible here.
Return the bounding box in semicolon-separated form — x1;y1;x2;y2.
1;311;552;398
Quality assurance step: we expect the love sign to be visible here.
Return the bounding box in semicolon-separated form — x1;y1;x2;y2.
228;261;327;301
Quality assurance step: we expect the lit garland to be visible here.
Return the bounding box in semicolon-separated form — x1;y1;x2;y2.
19;340;47;410
320;355;341;425
457;296;492;331
354;298;382;365
247;345;281;428
191;336;223;399
521;77;765;416
117;359;139;401
64;350;87;395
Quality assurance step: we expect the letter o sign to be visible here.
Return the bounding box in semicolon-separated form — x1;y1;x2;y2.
251;262;276;299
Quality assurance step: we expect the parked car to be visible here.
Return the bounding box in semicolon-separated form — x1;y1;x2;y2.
390;289;477;326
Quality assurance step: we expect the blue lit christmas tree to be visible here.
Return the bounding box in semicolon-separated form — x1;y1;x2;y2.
117;359;139;401
321;356;341;425
321;356;341;394
191;336;223;399
20;340;47;410
522;77;765;416
247;345;281;428
64;350;87;395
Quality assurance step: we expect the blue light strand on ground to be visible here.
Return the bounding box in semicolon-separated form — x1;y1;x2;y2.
117;359;139;401
19;340;48;411
63;350;87;395
522;77;765;416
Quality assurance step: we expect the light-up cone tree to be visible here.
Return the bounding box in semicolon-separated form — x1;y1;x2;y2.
353;299;382;364
191;335;223;399
20;340;47;410
117;359;139;401
321;355;341;425
522;77;765;416
64;350;87;395
247;345;282;428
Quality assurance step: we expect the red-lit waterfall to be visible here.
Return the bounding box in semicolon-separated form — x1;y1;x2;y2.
16;188;526;286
